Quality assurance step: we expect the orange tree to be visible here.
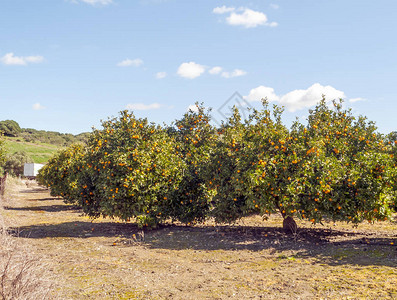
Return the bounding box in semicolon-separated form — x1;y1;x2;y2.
163;104;217;224
211;99;396;231
37;143;85;201
239;100;309;231
302;99;395;224
204;107;255;223
38;101;396;230
73;110;185;227
204;101;307;229
386;131;397;210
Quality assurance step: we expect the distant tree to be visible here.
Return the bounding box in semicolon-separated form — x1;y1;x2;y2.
20;128;91;146
20;132;35;143
3;151;33;176
76;132;91;144
0;120;21;137
0;136;6;175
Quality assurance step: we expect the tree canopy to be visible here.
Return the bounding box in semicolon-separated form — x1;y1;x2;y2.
0;120;21;137
37;99;397;231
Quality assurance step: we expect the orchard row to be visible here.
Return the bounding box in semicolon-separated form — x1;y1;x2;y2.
37;99;397;230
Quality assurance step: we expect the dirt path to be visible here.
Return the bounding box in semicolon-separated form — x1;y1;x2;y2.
2;181;397;299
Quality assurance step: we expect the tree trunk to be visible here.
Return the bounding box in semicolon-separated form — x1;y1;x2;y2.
276;197;298;234
283;216;297;234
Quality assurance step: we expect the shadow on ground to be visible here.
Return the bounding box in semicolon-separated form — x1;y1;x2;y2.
27;197;61;201
20;188;49;194
4;204;80;213
10;221;397;268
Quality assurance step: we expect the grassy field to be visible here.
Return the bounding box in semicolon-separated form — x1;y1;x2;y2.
1;180;396;299
4;137;60;163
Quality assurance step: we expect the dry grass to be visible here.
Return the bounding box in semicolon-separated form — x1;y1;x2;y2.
1;176;25;205
0;177;55;300
2;180;397;299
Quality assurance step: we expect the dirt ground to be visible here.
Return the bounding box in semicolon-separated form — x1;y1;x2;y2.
1;181;397;299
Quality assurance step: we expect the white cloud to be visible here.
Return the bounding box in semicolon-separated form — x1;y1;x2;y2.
349;97;365;103
213;7;277;28
1;53;44;66
221;69;247;78
82;0;113;4
280;83;345;112
33;103;46;110
1;53;25;65
209;66;223;75
177;62;206;79
155;71;167;79
126;103;163;111
117;58;144;67
213;6;235;14
246;83;346;112
245;86;279;102
176;63;246;79
226;8;275;28
187;104;199;113
69;0;113;5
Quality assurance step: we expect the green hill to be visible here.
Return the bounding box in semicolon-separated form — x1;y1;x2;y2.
4;137;61;164
0;119;90;147
1;120;90;176
0;119;91;165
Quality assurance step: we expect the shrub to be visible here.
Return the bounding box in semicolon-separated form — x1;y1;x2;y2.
3;151;33;177
0;137;6;175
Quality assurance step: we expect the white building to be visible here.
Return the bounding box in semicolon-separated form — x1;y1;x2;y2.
23;163;44;177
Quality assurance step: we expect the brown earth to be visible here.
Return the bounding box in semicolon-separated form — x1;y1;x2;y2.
1;181;397;299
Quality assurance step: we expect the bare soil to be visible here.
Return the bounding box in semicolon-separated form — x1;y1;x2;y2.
2;181;397;299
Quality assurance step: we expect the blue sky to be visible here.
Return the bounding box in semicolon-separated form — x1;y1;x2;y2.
1;0;396;134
